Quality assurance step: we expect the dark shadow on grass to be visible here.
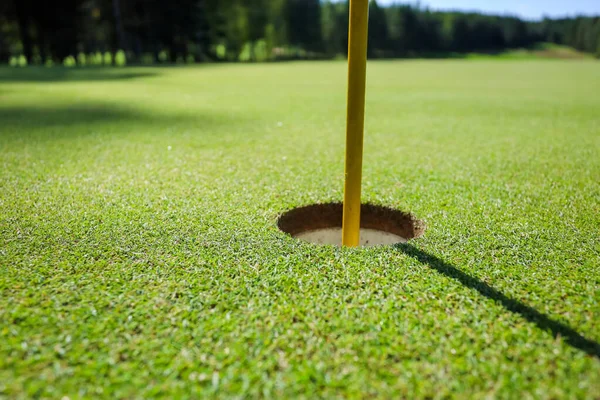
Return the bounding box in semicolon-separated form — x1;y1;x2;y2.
0;67;158;83
395;243;600;358
0;102;243;142
0;105;140;130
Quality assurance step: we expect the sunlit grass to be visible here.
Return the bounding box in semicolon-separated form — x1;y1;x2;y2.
1;60;599;397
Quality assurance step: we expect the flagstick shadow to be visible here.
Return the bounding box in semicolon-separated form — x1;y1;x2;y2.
394;243;600;358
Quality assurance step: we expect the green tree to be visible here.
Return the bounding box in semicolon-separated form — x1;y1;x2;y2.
285;0;323;54
322;1;348;57
368;0;389;57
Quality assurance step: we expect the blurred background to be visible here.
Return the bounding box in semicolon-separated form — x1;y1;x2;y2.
0;0;599;66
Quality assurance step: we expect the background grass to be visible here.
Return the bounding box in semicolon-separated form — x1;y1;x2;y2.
464;42;594;60
1;60;599;398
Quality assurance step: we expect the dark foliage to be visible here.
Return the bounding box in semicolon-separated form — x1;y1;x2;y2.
1;0;598;63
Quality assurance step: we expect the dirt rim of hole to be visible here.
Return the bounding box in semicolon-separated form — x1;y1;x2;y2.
277;203;426;247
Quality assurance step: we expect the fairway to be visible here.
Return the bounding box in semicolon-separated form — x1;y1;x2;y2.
1;60;599;397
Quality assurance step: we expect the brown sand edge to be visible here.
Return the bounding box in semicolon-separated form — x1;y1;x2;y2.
277;203;426;239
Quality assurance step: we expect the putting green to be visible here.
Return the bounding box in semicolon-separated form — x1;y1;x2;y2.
1;60;599;397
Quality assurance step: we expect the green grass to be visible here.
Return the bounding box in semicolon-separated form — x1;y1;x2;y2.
1;60;599;398
465;43;594;60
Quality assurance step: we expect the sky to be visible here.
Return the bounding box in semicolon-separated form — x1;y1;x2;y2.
377;0;600;20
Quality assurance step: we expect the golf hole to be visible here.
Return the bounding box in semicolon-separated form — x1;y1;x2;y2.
278;203;425;247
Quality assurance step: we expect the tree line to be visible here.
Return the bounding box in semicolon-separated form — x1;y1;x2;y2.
1;0;599;65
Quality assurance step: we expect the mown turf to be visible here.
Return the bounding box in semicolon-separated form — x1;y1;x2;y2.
465;43;594;60
1;60;599;398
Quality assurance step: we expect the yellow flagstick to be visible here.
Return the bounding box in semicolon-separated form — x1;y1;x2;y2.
342;0;369;247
